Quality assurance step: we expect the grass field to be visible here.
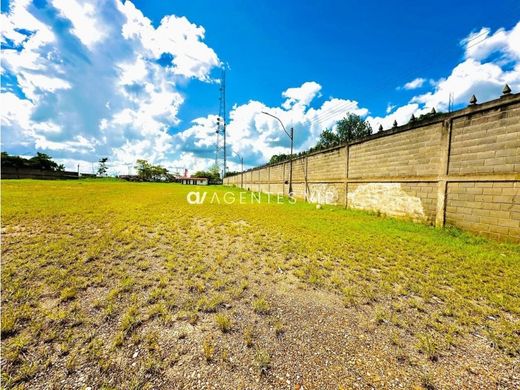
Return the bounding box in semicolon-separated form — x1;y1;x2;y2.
1;180;519;389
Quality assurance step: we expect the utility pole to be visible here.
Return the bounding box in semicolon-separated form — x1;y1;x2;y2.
261;111;294;195
234;151;244;188
123;163;132;176
241;156;244;188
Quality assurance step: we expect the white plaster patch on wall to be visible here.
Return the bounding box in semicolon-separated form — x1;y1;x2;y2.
347;183;426;221
307;184;339;205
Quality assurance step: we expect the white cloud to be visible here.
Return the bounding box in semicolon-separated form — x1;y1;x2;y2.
410;59;518;111
412;21;520;111
17;73;72;100
367;103;430;131
282;81;322;109
402;77;425;90
0;0;54;48
116;0;220;81
192;21;519;171
1;91;62;147
51;0;106;49
2;3;519;176
386;22;520;120
1;0;220;173
34;135;97;153
174;82;369;170
403;22;520;112
2;92;34;130
463;23;520;62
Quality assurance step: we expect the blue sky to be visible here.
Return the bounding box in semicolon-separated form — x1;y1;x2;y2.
2;0;519;174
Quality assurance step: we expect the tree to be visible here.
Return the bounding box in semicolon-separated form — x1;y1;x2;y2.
1;152;29;168
192;163;221;180
29;152;64;171
97;157;109;176
268;154;291;164
150;165;168;180
134;159;169;181
1;152;64;171
314;128;339;150
336;114;372;142
208;164;220;179
224;170;240;177
135;159;153;180
316;114;372;150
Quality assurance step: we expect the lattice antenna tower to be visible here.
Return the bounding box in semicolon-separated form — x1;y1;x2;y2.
215;69;227;178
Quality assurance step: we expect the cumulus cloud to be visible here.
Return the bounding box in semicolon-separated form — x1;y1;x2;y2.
1;3;518;175
367;103;430;130
116;0;220;80
463;24;520;61
174;83;369;169
1;0;220;174
381;22;520;128
410;59;516;111
51;0;106;49
408;22;520;112
281;81;322;109
401;77;426;90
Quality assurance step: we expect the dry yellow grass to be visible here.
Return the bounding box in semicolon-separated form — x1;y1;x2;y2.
1;179;519;389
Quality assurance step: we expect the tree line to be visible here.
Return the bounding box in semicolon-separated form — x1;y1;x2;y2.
1;152;65;171
0;152;219;182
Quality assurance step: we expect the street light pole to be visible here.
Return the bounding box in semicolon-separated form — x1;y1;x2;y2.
261;111;294;195
233;151;245;189
240;156;244;189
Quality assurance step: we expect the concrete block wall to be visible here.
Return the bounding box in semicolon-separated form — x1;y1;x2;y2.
307;148;346;181
347;182;438;223
225;93;520;241
449;105;520;175
446;182;520;241
348;123;442;178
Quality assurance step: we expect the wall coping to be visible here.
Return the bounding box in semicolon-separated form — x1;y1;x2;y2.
226;92;520;179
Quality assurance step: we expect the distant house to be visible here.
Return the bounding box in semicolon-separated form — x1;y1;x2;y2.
178;177;209;185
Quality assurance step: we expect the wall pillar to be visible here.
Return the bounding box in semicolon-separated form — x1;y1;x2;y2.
435;120;452;227
267;166;271;194
304;155;309;201
282;162;286;195
344;145;349;208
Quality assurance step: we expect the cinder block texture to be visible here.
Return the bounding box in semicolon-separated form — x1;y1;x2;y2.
449;105;520;175
224;95;520;241
446;181;520;241
349;123;442;179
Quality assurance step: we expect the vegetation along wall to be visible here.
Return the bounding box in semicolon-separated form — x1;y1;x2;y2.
224;92;520;242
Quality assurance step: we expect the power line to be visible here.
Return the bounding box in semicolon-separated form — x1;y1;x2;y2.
307;101;355;120
313;105;357;123
227;27;498;161
464;29;490;49
309;102;359;124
